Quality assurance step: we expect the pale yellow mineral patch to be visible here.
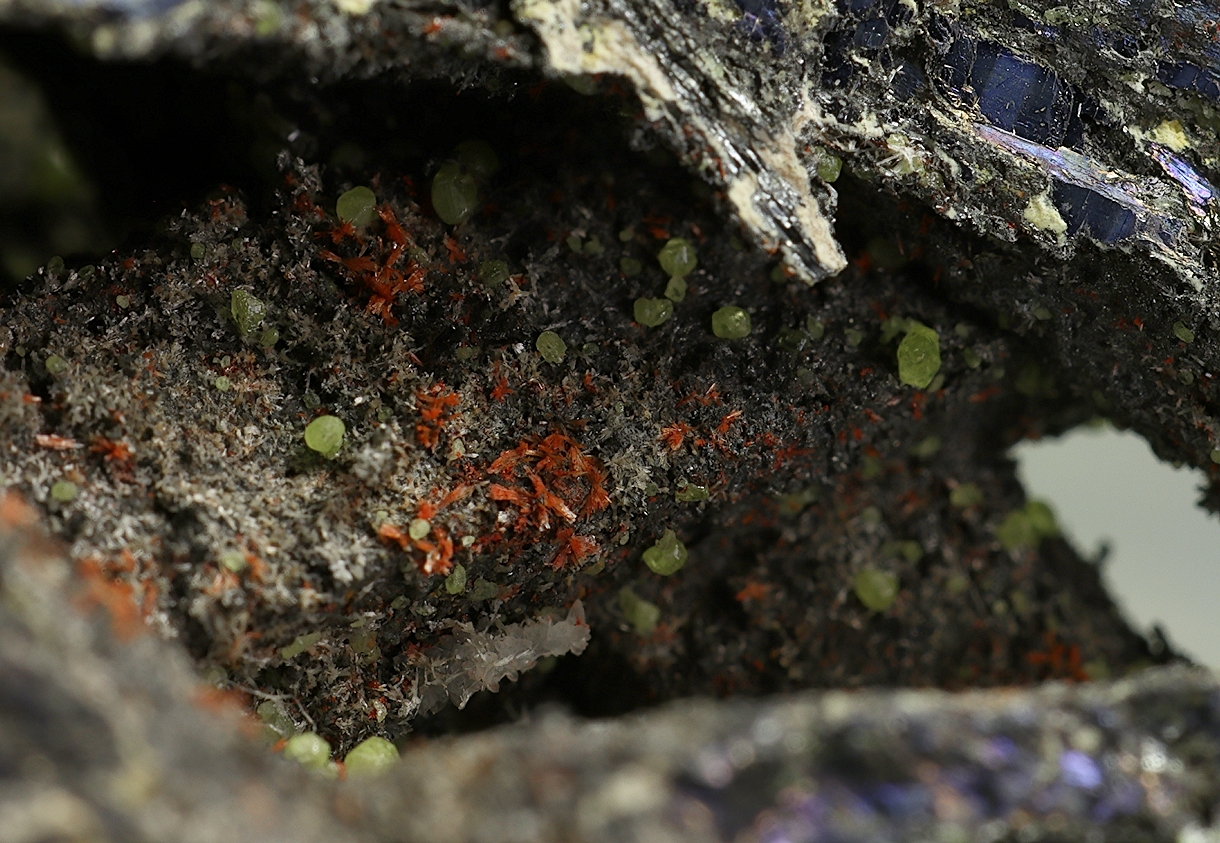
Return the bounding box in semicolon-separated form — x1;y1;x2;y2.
1023;192;1067;236
332;0;378;14
1150;119;1189;152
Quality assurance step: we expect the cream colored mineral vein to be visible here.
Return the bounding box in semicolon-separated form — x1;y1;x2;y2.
514;0;847;280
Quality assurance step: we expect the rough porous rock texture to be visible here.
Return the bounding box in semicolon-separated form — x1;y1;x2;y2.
0;0;1218;840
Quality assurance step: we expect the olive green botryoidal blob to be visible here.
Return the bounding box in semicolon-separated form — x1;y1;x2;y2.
455;140;500;180
896;322;941;388
49;480;77;502
619;257;642;277
657;237;697;278
854;568;899;611
536;331;567;364
642;529;687;576
282;733;335;776
344;736;400;778
304;415;346;458
431;162;479;225
711;306;751;339
335;186;377;228
618;587;660;636
230;289;268;336
634;297;673;327
1173;321;1195;343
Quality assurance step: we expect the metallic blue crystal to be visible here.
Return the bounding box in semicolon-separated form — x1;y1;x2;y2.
1149;145;1219;214
1157;61;1220;103
974;125;1185;246
938;39;1084;149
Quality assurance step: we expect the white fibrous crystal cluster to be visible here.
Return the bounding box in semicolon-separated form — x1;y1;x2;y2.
414;601;590;714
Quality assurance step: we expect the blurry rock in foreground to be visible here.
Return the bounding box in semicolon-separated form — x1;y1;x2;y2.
4;498;1220;843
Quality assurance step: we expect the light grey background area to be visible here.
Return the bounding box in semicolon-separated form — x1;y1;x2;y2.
1014;426;1220;668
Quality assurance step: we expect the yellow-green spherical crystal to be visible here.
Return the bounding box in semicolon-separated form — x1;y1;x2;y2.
854;568;898;611
344;736;400;778
50;480;77;502
478;259;510;288
536;331;567;363
283;732;331;770
657;237;697;278
455;140;499;180
304;415;345;458
896;323;941;388
634;297;673;327
231;289;267;335
642;529;687;576
712;306;751;339
336;186;377;228
432;162;479;225
44;354;68;376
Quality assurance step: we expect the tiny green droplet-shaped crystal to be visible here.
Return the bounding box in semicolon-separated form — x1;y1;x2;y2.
896;323;941;388
1173;321;1195;343
711;306;751;339
657;237;697;278
259;327;279;348
283;732;331;771
619;257;642;277
220;550;247;572
344;736;400;778
455;140;500;180
408;518;431;540
634;297;673;327
431;162;479;225
642;529;687;576
336;186;377;228
536;331;566;363
190;242;206;260
213;376;232;392
304;415;345;458
50;480;77;502
854;568;898;611
230;289;267;335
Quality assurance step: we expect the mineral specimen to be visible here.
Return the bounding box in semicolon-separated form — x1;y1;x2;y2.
0;0;1218;839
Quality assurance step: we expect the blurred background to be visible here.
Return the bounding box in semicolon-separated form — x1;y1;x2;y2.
1016;423;1220;668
